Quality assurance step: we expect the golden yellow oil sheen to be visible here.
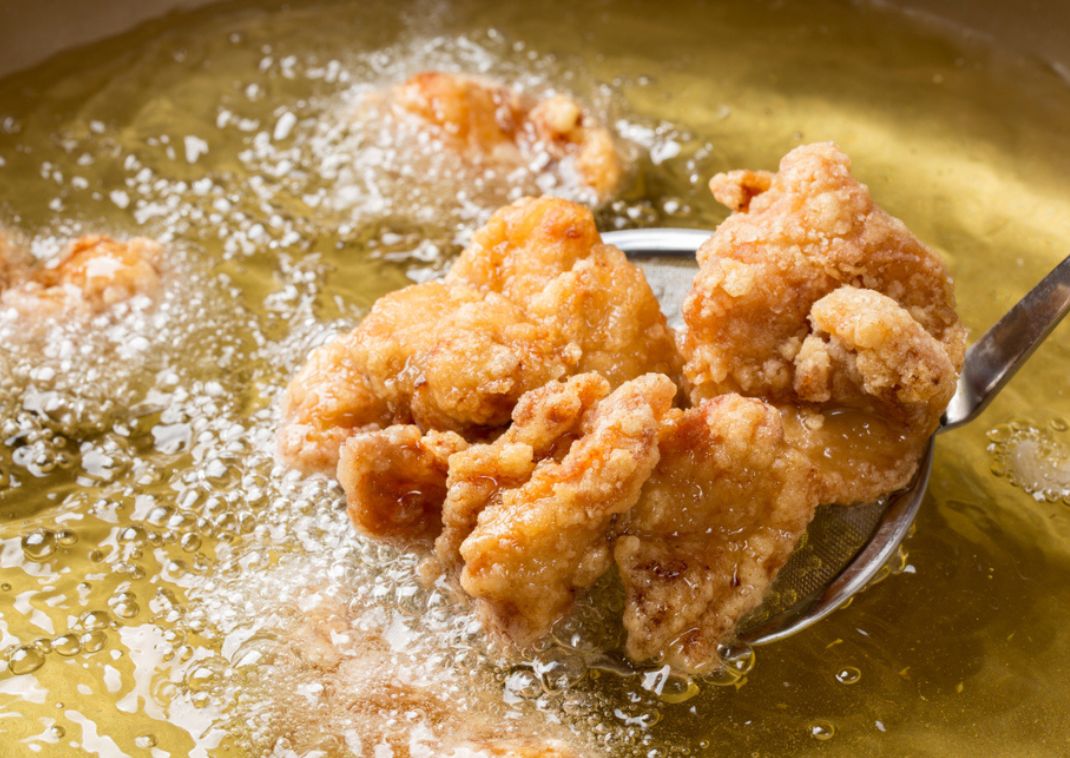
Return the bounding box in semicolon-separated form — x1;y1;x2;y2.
1;0;1069;755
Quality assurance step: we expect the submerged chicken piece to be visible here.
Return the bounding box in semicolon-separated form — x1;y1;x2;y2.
459;373;676;646
279;196;679;474
433;373;612;575
615;395;818;673
338;425;468;543
1;234;161;317
448;196;682;385
0;229;33;290
682;142;965;502
393;71;623;201
278;594;584;757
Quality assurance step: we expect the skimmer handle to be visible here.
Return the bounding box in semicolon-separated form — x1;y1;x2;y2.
942;254;1070;430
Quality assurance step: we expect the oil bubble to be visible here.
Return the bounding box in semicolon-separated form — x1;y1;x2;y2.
78;610;112;631
48;725;65;740
180;533;202;552
33;638;53;654
134;734;157;748
808;720;836;741
660;675;701;704
79;630;107;653
55;529;78;546
53;635;82;656
21;529;57;560
835;666;862;685
8;645;46;675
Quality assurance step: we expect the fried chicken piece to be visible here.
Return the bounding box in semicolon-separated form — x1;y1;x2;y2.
795;286;958;425
278;280;576;473
1;235;161;317
277;331;393;473
433;373;612;576
682;142;965;401
279;197;679;474
458;373;676;646
338;425;468;543
394;71;623;201
681;143;965;503
614;395;818;673
448;196;682;386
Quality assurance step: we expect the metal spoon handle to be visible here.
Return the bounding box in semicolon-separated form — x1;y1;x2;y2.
941;254;1070;430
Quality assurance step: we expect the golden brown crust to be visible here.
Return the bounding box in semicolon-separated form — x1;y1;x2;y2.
278;279;576;473
433;373;611;576
681;142;965;505
615;395;817;673
277;331;393;474
449;196;682;386
458;374;677;646
682;142;965;401
279;196;680;474
338;425;468;543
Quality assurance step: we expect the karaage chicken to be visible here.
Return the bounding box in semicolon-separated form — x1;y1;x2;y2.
433;372;611;574
281;145;966;675
681;142;966;504
275;592;584;757
615;395;818;672
458;373;676;645
338;425;468;543
279;195;679;474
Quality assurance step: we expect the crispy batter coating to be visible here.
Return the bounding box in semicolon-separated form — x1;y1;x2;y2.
394;71;622;200
277;331;393;474
795;286;958;425
279;196;679;474
615;395;818;673
279;279;576;473
448;196;681;385
682;142;965;401
682;143;965;504
434;373;612;576
338;425;468;543
1;235;161;317
458;374;676;646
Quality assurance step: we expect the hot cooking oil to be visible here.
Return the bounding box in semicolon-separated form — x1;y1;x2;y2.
1;0;1070;755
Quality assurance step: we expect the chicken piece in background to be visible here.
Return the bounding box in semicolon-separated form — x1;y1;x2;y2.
1;234;161;318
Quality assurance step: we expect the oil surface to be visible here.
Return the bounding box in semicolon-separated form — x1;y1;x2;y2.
1;0;1070;755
